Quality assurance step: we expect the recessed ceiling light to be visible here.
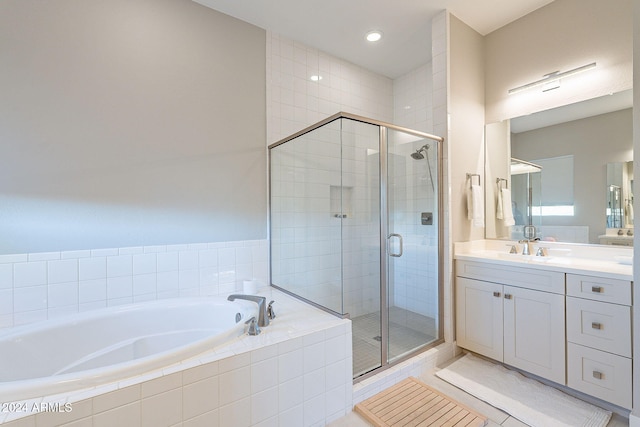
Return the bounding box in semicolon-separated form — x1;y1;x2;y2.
366;31;382;42
310;75;322;81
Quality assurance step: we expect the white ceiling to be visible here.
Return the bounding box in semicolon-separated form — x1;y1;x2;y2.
193;0;555;78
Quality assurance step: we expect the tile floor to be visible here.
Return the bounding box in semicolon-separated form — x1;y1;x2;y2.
351;307;436;377
329;362;629;427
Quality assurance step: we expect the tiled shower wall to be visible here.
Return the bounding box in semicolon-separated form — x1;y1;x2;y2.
0;240;268;330
267;31;439;320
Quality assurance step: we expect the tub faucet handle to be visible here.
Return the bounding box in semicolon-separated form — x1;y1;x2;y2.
245;317;261;336
267;300;276;320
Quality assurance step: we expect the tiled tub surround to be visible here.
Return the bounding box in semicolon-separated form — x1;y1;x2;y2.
0;288;353;426
0;239;269;330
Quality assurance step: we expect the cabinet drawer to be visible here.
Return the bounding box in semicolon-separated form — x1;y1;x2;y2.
566;274;631;305
566;297;631;357
456;260;564;294
567;343;632;409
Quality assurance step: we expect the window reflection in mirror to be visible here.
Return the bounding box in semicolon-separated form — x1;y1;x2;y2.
485;90;633;245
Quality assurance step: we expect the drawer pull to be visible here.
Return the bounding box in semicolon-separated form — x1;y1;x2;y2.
592;371;604;380
493;292;501;297
591;286;604;293
504;294;513;300
591;322;602;330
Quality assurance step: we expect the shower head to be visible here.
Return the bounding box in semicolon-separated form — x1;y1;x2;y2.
410;144;430;160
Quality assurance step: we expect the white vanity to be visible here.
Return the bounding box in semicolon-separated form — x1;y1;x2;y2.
454;240;633;409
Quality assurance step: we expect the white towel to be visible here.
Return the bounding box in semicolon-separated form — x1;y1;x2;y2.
501;188;515;226
467;184;484;227
625;201;634;223
496;188;504;220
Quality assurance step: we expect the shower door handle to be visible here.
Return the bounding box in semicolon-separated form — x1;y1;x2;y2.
387;233;403;257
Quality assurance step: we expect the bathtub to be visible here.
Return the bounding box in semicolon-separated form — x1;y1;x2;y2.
0;297;252;402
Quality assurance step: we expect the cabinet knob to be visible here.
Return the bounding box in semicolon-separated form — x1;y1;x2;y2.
591;286;603;293
504;294;513;299
592;371;604;380
591;322;602;330
493;291;501;297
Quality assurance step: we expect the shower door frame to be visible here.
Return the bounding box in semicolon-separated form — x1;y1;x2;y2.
267;112;445;380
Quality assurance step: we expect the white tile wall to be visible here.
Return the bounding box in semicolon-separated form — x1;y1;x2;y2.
2;290;353;427
0;240;269;330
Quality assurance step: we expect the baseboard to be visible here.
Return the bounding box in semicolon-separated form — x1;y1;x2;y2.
630;413;640;427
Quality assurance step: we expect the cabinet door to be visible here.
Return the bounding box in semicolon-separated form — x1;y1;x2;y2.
503;285;565;384
456;277;503;361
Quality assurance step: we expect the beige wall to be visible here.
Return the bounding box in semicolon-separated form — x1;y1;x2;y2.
449;15;486;243
485;0;632;123
484;120;511;239
0;0;266;254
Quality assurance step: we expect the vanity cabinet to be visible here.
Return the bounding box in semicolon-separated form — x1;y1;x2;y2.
456;260;566;384
566;274;632;409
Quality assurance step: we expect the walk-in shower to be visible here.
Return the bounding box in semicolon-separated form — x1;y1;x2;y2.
269;112;443;379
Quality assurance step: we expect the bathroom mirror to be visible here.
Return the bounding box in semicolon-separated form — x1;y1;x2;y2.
485;90;633;245
605;161;634;228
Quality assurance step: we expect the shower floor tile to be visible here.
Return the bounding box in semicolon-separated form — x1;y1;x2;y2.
351;307;436;377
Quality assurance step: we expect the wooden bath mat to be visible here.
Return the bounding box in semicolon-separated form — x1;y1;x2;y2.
354;377;487;427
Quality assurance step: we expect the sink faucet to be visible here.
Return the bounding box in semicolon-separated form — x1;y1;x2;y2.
227;294;269;327
518;240;533;255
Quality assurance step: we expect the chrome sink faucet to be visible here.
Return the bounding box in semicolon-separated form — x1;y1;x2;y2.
518;239;534;255
228;294;270;327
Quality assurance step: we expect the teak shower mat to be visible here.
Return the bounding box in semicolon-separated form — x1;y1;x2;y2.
354;376;488;427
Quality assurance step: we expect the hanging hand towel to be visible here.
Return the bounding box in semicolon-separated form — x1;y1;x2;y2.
496;187;504;220
625;200;634;223
467;184;484;227
501;188;515;226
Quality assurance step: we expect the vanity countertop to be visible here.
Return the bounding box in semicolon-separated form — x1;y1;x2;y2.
454;240;633;281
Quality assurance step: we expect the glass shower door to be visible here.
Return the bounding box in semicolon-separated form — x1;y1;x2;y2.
385;129;440;364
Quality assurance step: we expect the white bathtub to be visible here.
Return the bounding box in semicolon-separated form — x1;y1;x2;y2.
0;297;252;401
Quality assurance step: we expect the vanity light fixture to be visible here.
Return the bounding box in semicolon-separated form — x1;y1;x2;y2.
508;62;596;95
366;30;382;42
310;75;323;81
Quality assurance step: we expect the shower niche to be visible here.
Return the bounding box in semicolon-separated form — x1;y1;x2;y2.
269;113;443;379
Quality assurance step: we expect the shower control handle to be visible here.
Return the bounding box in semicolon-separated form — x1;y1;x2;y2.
388;233;403;257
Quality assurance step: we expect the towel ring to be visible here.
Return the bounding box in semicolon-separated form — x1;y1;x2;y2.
466;173;481;189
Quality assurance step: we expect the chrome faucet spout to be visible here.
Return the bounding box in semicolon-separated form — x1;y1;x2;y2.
227;294;269;327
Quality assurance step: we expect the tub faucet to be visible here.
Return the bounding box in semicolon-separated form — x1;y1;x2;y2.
227;294;269;327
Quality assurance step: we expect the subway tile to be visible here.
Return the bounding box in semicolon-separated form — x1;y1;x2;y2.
132;274;156;296
118;247;143;255
132;253;156;275
92;384;141;414
0;264;12;289
14;262;47;287
251;357;278;394
48;259;78;284
183;376;219;420
179;251;199;270
183;361;219;385
156;271;179;293
141;372;182;398
79;279;107;303
251;387;279;425
0;254;27;264
278;376;303;412
92;401;140;427
156;252;179;273
79;257;106;281
218;366;250;406
106;277;132;299
14;285;47;311
48;282;79;308
303;368;325;400
198;249;218;269
278;404;303;427
0;289;13;315
141;388;182;427
28;252;60;262
61;250;91;259
13;309;46;326
90;248;118;257
218;248;235;267
106;255;132;278
219;398;251;427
